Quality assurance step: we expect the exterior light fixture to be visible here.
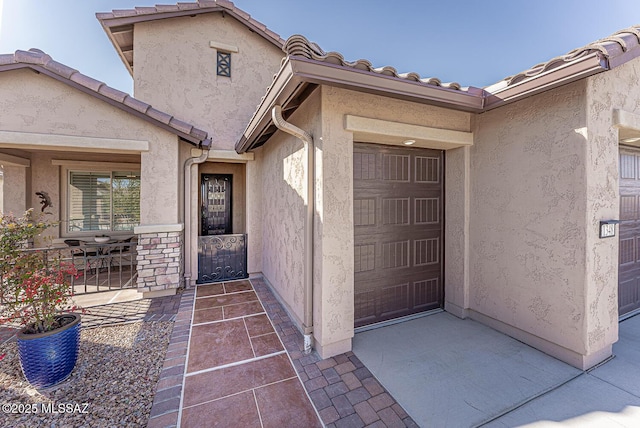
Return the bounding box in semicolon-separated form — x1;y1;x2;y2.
599;220;620;238
403;139;416;145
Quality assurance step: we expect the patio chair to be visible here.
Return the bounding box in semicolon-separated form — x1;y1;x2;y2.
64;239;98;274
108;237;135;268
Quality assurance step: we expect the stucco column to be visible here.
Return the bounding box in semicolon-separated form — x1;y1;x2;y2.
444;146;471;318
2;165;28;215
313;121;355;359
245;155;263;275
137;135;182;296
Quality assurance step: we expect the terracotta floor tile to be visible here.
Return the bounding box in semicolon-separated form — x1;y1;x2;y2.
193;307;224;324
187;319;253;373
196;283;225;298
224;280;253;293
181;391;261;428
195;291;258;310
224;301;264;319
183;353;296;407
255;378;322;428
251;333;284;357
244;314;274;337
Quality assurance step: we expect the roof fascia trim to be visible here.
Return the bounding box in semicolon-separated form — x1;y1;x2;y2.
290;56;484;113
97;20;134;76
484;53;608;110
5;63;205;146
236;57;485;153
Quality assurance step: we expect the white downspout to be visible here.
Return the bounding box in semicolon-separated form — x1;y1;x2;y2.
183;140;211;288
272;105;315;354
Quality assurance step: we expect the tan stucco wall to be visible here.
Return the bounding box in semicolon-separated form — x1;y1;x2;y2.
259;90;321;328
469;80;614;367
1;165;27;216
246;153;263;275
133;13;284;150
583;58;640;355
0;69;182;230
444;145;471;317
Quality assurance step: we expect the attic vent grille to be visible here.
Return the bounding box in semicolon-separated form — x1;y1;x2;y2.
217;52;231;77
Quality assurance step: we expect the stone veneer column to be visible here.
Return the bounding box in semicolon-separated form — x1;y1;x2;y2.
134;224;184;298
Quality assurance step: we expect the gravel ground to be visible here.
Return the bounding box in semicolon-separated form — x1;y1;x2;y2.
0;321;173;428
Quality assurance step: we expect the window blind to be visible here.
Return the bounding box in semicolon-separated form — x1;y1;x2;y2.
68;170;140;233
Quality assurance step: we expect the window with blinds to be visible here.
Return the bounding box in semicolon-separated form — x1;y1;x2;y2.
68;171;140;233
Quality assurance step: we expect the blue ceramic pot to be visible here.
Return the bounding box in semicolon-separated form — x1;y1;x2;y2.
16;313;81;388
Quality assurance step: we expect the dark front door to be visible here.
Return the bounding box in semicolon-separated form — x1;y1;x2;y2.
201;174;232;235
619;148;640;316
198;173;247;283
353;143;444;328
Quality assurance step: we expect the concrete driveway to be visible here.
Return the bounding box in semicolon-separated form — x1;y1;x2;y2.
353;312;640;427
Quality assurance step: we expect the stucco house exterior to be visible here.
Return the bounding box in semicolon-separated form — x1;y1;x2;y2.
1;1;640;371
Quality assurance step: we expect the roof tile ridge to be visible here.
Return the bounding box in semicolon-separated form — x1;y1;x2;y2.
497;25;640;88
14;49;51;66
282;34;462;90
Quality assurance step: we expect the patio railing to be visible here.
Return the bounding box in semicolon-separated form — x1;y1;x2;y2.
14;241;138;295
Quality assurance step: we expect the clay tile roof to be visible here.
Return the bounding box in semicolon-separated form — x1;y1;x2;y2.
493;25;640;89
97;1;285;74
0;48;209;146
283;34;464;91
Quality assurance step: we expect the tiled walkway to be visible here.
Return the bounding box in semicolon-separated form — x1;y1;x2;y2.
149;278;417;428
149;279;321;427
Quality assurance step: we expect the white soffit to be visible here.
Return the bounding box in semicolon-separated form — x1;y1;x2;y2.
0;152;30;167
344;115;473;150
613;109;640;143
191;149;254;163
0;131;149;153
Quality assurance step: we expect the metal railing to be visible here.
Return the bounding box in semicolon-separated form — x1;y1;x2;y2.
15;241;138;295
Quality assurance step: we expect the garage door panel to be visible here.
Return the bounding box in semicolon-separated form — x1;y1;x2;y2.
619;278;639;315
413;278;442;309
354;278;442;327
619;148;640;316
354;142;443;327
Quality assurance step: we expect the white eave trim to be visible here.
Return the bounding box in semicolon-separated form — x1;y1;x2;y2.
0;131;149;153
484;52;607;110
613;109;640;144
613;109;640;130
345;115;473;150
0;152;30;167
291;57;484;113
191;149;254;163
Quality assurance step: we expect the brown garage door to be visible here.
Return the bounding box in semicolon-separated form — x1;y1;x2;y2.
619;148;640;316
353;142;444;328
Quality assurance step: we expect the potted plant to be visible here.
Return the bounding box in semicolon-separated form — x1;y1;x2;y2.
0;209;81;388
